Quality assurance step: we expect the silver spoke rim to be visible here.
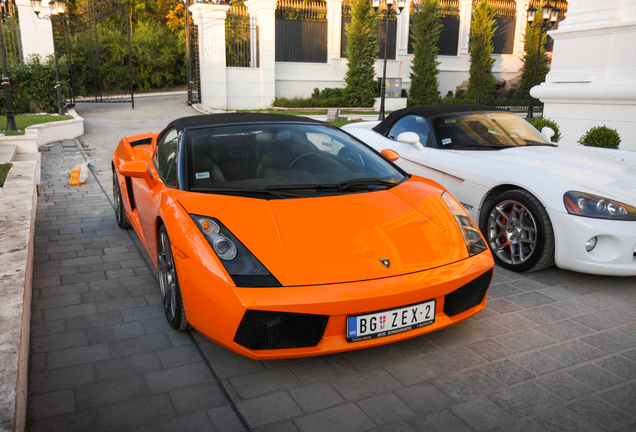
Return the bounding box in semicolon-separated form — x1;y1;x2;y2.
487;199;538;265
158;232;177;319
113;177;122;223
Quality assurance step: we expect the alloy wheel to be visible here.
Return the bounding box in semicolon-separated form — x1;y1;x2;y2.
487;199;538;265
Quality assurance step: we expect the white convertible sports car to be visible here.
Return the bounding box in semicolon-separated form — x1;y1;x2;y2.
343;104;636;276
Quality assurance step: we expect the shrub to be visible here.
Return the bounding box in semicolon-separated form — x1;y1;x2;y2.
532;118;561;142
343;0;378;107
272;96;347;108
578;126;621;149
408;0;442;106
519;24;549;94
467;0;497;102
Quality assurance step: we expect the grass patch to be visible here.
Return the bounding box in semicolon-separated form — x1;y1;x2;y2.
0;163;11;187
328;120;361;128
1;114;74;135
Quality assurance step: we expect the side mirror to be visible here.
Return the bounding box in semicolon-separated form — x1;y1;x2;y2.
541;126;555;142
397;132;425;151
381;149;400;161
119;160;155;187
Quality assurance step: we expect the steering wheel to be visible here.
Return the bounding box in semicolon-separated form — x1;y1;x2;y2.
288;152;323;170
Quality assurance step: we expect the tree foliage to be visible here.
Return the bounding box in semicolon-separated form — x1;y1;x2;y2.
467;0;497;102
408;0;442;106
518;24;549;94
343;0;378;107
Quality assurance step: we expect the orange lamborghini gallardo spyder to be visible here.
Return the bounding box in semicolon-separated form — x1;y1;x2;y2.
112;113;494;359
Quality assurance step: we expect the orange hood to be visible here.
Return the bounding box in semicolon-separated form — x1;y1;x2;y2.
178;178;468;286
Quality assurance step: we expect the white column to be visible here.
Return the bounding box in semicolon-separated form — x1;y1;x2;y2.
246;0;277;108
190;3;230;110
326;0;343;60
513;0;530;57
457;0;472;56
16;0;54;60
531;0;636;150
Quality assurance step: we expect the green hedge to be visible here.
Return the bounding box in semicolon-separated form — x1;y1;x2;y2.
532;118;562;143
578;125;621;149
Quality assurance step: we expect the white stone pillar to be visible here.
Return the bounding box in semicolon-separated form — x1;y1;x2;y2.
190;3;230;110
457;0;473;56
246;0;277;108
513;0;530;57
326;0;343;60
531;0;636;150
16;0;54;60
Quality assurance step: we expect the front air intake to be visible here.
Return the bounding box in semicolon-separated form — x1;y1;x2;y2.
444;269;493;317
234;310;329;350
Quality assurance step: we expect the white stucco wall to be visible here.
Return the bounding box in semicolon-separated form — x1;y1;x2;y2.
16;0;54;60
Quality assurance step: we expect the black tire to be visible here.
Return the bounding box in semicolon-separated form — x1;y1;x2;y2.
157;225;189;331
481;189;555;273
113;170;131;229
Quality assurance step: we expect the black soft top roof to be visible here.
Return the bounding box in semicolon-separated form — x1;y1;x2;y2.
373;104;506;135
163;112;326;134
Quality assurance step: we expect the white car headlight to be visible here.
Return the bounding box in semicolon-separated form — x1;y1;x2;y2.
564;191;636;221
441;192;488;256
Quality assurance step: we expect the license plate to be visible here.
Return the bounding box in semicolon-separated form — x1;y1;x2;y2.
346;300;436;342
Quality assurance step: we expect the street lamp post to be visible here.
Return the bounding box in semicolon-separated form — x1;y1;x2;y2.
30;0;67;116
372;0;405;121
0;6;17;132
526;1;560;119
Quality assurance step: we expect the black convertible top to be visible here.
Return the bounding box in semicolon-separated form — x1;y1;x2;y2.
164;112;325;134
372;104;506;135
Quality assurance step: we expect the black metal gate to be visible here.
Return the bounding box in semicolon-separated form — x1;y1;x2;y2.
60;0;134;106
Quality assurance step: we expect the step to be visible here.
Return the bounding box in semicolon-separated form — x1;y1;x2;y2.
0;145;17;163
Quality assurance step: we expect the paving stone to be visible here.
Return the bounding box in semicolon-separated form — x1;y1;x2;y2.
541;341;606;366
208;405;245;432
43;303;97;321
29;364;95;394
408;410;472;432
431;369;502;402
33;293;83;311
231;367;302;399
169;382;228;415
485;298;524;314
495;313;537;331
61;271;106;285
30;320;67;338
47;343;111;369
330;368;402;401
395;382;453;414
596;355;636;380
208;353;267;379
567;397;633;431
31;329;88;354
518;305;572;325
255;420;300;432
496;329;556;353
121;305;166;322
343;345;393;370
466;340;515;362
539;286;579;301
236;392;302;428
145;362;213;393
487;283;524;299
572;313;619;331
420;347;484;375
66;311;123;330
28;409;99;432
289;382;344;413
382;333;438;360
75;375;149;409
581;330;636;354
450;398;512;432
535;320;595;341
95;352;163;380
487;383;562;418
97;394;175;432
95;295;149;313
86;321;146;343
156;344;200;368
481;359;535;386
536;372;592;401
568;364;624;390
289;354;357;384
532;407;597;432
131;412;215;432
600;382;636;414
28;389;75;420
384;357;437;385
491;419;549;432
293;403;375;432
508;292;557;309
358;392;416;425
110;332;172;357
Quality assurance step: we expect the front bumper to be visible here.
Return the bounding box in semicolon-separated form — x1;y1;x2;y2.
174;252;493;359
548;209;636;276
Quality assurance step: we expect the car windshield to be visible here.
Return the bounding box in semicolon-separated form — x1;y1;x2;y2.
185;123;405;198
431;112;552;150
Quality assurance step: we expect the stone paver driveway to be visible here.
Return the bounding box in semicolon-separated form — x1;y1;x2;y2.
27;95;636;432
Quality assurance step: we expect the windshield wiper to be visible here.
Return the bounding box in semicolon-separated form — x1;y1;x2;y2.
267;178;396;192
190;187;301;199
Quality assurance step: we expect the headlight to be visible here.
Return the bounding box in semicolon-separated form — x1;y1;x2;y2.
441;192;488;256
191;215;280;287
564;191;636;221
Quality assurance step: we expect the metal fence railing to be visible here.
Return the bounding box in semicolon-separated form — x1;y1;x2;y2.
409;0;459;56
276;0;327;63
2;20;22;62
226;5;259;68
475;91;543;114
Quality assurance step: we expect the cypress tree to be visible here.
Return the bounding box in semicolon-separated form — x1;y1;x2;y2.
343;0;379;107
467;0;497;102
408;0;443;105
518;24;549;94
